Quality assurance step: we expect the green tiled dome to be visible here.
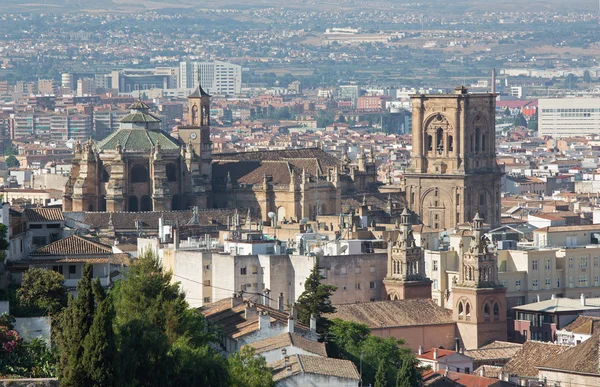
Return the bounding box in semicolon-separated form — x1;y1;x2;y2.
97;129;180;152
97;100;179;152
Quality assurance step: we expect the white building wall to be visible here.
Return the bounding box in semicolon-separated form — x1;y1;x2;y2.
277;374;358;387
261;345;321;364
539;98;600;138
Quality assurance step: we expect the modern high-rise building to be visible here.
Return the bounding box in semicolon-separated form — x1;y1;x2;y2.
110;68;178;93
178;61;242;95
539;98;600;138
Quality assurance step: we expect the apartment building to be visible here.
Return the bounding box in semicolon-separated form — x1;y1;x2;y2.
179;60;242;94
138;236;387;309
539;98;600;138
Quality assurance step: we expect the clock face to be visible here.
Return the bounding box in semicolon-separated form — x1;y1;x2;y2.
190;132;198;140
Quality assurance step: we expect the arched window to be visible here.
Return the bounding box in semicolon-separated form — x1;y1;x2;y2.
484;303;490;321
458;302;464;318
482;134;486;152
166;163;177;182
480;193;485;206
99;196;106;212
103;168;110;183
475;128;480;152
427;135;433;152
448;135;454;152
128;196;139;212
465;302;471;317
171;194;182;211
130;165;149;183
140;195;152;212
493;303;500;320
191;105;199;126
410;192;415;205
436;128;444;153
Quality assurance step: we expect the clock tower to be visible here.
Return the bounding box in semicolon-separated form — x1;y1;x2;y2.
178;84;213;209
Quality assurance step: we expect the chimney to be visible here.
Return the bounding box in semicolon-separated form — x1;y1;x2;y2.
455;338;460;353
173;226;179;250
244;302;257;320
278;293;285;312
491;68;496;94
480;367;485;377
286;364;292;376
551;294;556;300
581;293;586;306
258;311;270;331
433;348;438;360
443;368;449;377
284;355;290;368
231;293;243;308
418;345;423;355
310;314;317;333
281;348;287;360
537;294;540;302
263;289;271;307
288;315;295;334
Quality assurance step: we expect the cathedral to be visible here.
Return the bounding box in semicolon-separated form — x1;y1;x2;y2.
63;85;212;212
64;86;378;219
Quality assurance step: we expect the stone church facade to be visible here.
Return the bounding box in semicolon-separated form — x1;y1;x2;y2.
64;87;378;218
64;86;212;213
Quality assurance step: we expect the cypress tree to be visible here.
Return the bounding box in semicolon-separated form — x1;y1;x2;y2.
296;258;337;333
374;359;388;387
56;264;96;386
82;296;116;387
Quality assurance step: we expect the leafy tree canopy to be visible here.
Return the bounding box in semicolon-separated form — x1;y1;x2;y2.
18;268;67;315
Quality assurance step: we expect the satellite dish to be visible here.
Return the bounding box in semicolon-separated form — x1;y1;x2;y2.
313;247;324;258
300;217;309;224
338;245;348;254
268;212;276;219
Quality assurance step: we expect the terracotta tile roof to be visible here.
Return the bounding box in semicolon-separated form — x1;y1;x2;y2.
21;253;132;265
538;333;600;375
464;341;523;361
30;235;112;257
327;299;454;328
271;354;359;382
245;332;327;357
474;365;503;379
502;341;571;378
441;370;501;387
64;209;239;231
24;208;64;222
559;315;600;335
200;298;311;339
417;348;458;361
533;224;600;233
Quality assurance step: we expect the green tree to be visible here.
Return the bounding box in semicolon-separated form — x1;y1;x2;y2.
326;319;419;387
395;357;420;387
0;224;9;263
17;268;67;315
513;113;527;127
527;118;538;132
5;155;19;168
564;73;578;89
374;359;388;387
337;114;346;123
296;258;337;333
56;264;96;386
227;346;274;387
81;296;115;387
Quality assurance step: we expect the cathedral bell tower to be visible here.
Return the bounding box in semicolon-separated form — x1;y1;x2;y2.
452;213;507;350
383;208;432;300
177;83;213;209
404;86;502;230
